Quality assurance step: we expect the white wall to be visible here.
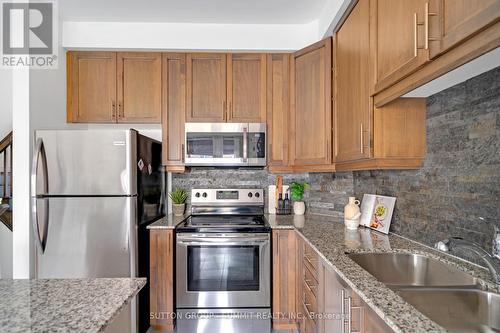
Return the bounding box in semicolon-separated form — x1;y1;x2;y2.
62;21;319;51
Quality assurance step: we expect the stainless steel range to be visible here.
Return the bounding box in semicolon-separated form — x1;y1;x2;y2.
176;188;271;333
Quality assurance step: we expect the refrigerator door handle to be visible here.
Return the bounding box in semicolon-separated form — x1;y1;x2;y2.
31;138;49;253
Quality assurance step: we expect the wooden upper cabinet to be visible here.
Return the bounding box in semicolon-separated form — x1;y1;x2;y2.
266;54;290;169
430;0;500;58
335;0;371;163
290;38;332;166
371;0;431;93
67;52;117;123
162;53;186;172
227;54;267;122
117;52;162;123
186;53;227;122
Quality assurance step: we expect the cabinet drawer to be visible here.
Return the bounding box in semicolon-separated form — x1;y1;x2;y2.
302;280;318;314
304;314;317;333
303;242;320;274
303;263;319;297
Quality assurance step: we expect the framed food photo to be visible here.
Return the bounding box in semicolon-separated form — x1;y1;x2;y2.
360;194;396;234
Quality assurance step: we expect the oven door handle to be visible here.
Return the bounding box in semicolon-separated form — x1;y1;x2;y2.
177;235;269;242
178;240;267;246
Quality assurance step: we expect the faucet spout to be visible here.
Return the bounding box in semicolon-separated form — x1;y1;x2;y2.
435;237;500;284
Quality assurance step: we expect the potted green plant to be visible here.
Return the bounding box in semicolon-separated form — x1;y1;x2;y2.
169;188;188;216
289;182;310;215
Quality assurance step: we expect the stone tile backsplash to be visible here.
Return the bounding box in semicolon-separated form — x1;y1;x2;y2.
171;168;354;218
354;66;500;255
172;66;500;260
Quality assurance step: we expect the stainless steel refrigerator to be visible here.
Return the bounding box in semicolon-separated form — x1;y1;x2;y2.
31;129;164;333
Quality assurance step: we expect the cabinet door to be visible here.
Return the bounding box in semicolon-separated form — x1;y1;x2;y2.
371;0;430;93
320;265;345;333
430;0;500;58
272;229;298;330
117;52;162;123
290;38;332;166
67;52;117;123
186;53;227;122
150;229;175;331
162;53;186;172
227;54;266;122
267;54;290;168
335;0;371;162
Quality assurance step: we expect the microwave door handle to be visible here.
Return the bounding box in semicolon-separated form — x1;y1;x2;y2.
242;127;248;163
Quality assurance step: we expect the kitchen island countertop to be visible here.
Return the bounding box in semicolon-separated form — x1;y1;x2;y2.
0;277;146;333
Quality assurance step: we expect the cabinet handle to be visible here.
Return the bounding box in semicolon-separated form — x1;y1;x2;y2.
117;102;123;119
304;254;318;265
360;123;364;155
424;2;438;49
181;144;185;163
112;101;116;119
341;290;346;333
303;300;313;317
304;279;317;293
414;12;425;56
223;101;227;121
347;296;352;333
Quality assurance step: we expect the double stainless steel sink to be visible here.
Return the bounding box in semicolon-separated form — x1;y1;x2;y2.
348;253;500;332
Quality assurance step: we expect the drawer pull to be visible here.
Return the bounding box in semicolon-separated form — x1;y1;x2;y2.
304;255;318;265
303;301;313;317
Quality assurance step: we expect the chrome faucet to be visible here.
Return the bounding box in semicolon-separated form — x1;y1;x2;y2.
435;221;500;284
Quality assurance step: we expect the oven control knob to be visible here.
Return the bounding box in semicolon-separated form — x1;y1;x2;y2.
195;192;200;198
255;192;260;198
248;192;253;198
202;192;208;198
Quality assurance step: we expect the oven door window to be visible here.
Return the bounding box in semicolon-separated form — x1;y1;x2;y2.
187;245;260;291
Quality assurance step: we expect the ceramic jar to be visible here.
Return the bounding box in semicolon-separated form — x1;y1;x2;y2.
293;201;306;215
344;197;360;219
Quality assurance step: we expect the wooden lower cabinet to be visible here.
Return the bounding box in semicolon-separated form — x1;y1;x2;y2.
149;229;175;331
290;233;394;333
272;229;298;330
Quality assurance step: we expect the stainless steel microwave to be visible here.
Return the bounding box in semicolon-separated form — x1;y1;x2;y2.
185;123;266;167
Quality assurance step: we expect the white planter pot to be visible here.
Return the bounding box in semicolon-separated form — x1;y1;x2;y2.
293;201;306;215
172;203;186;216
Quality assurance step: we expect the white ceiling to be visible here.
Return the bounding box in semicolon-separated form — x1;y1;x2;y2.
60;0;329;24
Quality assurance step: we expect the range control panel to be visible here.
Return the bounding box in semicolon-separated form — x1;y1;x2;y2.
191;188;264;206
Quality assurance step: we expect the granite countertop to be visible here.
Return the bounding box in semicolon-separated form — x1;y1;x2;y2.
147;212;498;332
0;278;146;333
267;214;499;333
147;214;189;229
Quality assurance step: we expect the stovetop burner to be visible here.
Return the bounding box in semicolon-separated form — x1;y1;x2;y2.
177;214;269;233
176;188;270;233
